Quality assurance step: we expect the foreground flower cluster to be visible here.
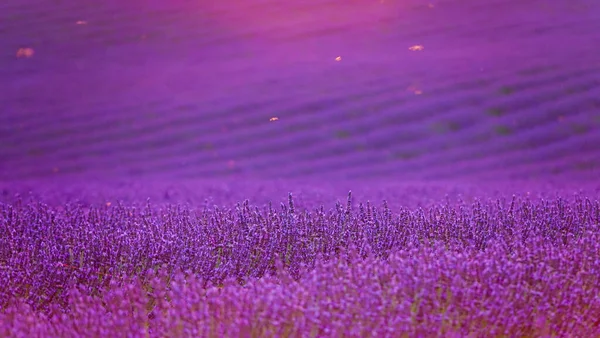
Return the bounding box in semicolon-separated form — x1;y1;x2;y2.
1;192;599;337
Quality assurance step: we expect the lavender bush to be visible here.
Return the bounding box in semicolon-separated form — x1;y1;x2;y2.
1;191;599;337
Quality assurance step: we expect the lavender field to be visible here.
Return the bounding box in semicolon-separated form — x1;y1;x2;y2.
1;0;600;336
1;185;600;337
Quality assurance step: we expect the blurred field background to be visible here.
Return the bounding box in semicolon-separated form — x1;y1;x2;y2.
1;0;599;186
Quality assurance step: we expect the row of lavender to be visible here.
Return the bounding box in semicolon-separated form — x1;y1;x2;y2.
1;193;599;336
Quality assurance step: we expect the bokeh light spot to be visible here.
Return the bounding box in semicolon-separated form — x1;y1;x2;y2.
16;48;34;58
